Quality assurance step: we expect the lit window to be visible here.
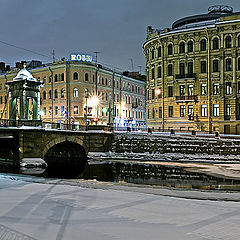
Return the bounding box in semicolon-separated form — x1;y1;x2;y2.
213;104;219;116
201;104;207;117
226;82;232;95
74;106;79;115
73;88;79;97
180;105;185;117
213;83;219;95
201;83;207;95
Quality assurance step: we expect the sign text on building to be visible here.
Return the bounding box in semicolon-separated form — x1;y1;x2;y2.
70;54;93;62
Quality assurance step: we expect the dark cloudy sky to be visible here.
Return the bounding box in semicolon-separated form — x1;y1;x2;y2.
0;0;239;72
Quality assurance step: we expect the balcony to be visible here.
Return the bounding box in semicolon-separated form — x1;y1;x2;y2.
175;73;196;80
175;95;198;103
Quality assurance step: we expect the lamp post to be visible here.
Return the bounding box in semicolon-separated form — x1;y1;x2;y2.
85;88;89;130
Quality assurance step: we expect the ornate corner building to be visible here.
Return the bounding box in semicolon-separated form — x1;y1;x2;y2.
143;5;240;134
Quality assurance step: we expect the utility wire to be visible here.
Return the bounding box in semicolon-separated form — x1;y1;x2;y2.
0;39;52;59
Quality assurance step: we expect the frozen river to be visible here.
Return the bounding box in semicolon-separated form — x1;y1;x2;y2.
0;173;240;240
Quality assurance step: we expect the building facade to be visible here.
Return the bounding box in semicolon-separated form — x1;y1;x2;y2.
0;60;146;129
143;5;240;134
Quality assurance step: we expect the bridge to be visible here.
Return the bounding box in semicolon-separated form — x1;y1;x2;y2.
0;123;112;176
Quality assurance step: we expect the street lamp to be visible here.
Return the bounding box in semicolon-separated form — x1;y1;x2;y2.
85;88;89;129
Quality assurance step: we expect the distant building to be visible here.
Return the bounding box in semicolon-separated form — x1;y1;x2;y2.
0;59;146;129
143;5;240;134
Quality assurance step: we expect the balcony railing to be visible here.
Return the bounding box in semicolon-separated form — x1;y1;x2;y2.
175;73;196;79
176;95;198;102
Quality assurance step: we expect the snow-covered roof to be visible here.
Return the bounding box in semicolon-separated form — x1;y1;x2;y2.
13;68;36;81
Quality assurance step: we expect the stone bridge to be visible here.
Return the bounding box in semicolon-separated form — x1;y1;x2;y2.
0;127;112;174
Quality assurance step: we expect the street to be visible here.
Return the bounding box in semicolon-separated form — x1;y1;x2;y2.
0;174;239;239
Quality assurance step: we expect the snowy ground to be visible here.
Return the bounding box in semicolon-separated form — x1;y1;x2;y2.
0;174;240;240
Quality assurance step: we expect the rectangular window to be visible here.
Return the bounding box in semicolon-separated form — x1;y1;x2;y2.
61;106;65;116
168;64;173;76
201;83;207;95
168;106;173;117
188;84;194;96
201;104;207;117
157;66;162;78
168;86;173;97
54;106;58;116
180;105;186;117
213;82;219;95
226;82;232;95
226;104;231;116
152;89;155;99
213;104;219;117
188;105;194;116
179;63;185;76
238;81;240;94
226;58;232;71
43;107;46;115
159;107;162;118
152;68;155;79
74;106;79;115
201;61;207;73
213;60;219;72
180;85;185;96
188;62;193;75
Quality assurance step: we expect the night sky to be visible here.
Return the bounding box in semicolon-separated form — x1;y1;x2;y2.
0;0;239;72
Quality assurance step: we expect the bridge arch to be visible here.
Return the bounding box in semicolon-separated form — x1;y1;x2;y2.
43;137;87;177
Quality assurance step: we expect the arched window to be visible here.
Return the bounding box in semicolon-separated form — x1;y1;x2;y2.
158;46;161;57
179;42;185;53
73;72;78;80
151;49;155;59
54;74;58;82
49;90;52;99
54;89;58;98
85;73;89;81
43;76;46;83
61;73;64;81
73;88;79;97
43;91;46;100
226;58;232;71
61;88;64;98
225;36;232;48
200;39;207;51
168;44;173;55
213;37;219;50
188;41;193;52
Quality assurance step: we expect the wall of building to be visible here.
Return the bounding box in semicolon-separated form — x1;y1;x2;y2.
0;61;146;128
144;13;240;134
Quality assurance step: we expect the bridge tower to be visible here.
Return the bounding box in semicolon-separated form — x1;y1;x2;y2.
6;65;42;122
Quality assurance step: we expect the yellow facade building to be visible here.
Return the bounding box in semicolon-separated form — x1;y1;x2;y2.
0;59;146;129
143;5;240;134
